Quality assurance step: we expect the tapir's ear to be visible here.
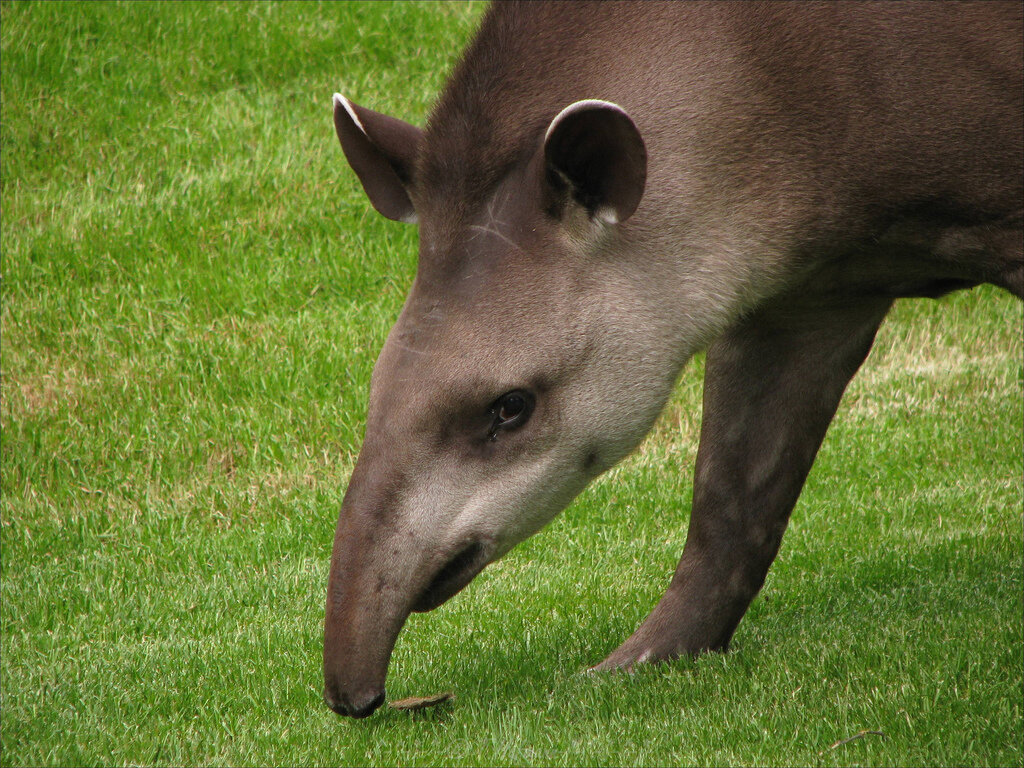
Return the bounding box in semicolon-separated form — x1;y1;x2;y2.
542;99;646;225
333;93;421;223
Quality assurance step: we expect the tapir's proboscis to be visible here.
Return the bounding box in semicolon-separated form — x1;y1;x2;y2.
322;1;1022;717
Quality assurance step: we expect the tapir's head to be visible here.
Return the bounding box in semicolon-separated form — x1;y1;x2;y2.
323;92;681;717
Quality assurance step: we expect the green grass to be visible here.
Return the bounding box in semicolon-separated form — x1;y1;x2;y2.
2;2;1021;765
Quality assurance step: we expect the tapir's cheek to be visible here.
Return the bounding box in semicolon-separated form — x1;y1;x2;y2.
475;439;502;460
445;407;551;463
582;447;608;475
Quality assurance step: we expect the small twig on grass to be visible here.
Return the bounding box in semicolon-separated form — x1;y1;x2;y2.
820;729;886;755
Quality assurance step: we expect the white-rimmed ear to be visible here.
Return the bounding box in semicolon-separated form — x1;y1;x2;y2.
333;93;421;223
543;99;646;225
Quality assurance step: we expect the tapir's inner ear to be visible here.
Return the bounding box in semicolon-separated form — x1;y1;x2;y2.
542;99;647;225
333;93;421;223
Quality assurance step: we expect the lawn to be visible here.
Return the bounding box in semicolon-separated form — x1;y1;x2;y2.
2;2;1021;765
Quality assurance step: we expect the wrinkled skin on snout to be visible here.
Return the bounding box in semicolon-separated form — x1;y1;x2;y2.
322;95;684;717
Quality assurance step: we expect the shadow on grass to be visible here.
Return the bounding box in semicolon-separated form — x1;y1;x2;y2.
390;525;1019;716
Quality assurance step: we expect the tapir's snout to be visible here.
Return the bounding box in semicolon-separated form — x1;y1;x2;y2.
321;454;406;719
322;560;402;720
322;430;505;718
323;684;385;719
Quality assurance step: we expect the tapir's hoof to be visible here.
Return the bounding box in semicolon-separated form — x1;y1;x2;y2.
589;630;708;673
584;661;634;675
587;645;659;674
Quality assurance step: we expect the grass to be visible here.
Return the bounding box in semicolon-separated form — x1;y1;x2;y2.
1;2;1021;765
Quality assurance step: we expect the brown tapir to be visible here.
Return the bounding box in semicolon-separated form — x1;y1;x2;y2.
322;0;1023;717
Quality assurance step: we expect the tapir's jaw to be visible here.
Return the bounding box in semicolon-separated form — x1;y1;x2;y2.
411;540;489;613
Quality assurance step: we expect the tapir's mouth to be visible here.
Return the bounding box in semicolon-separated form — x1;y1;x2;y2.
411;541;488;613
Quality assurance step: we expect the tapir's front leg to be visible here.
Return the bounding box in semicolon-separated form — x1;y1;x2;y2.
595;297;893;670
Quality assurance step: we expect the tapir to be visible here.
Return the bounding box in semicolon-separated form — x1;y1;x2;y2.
322;0;1023;717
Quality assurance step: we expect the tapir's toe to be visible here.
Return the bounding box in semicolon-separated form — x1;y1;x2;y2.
590;632;689;673
587;653;640;674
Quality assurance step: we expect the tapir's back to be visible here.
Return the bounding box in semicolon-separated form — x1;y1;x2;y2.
422;1;1022;228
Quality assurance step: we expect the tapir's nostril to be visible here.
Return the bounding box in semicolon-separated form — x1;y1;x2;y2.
323;687;386;719
324;688;344;715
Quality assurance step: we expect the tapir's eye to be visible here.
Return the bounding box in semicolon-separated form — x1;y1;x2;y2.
487;390;535;440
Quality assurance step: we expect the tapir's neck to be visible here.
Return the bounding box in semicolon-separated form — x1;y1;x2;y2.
415;2;801;341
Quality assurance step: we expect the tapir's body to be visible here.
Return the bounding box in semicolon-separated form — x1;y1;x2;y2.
323;1;1023;717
